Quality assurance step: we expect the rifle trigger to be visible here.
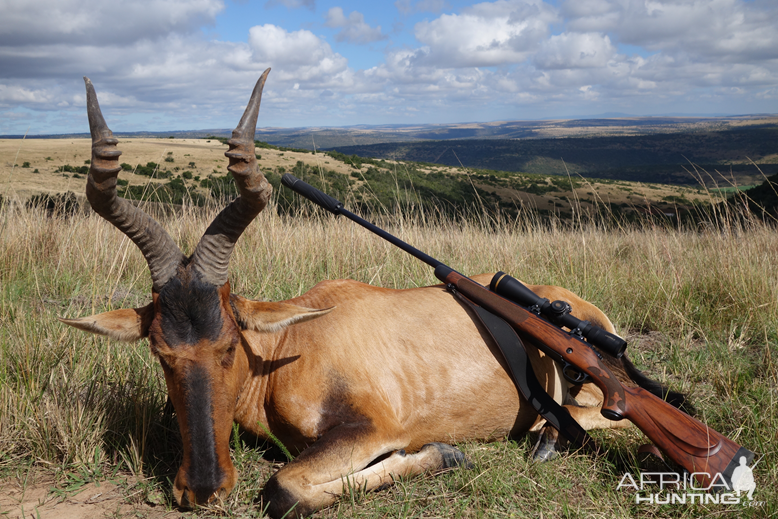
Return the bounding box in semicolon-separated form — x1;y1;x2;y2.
562;363;590;385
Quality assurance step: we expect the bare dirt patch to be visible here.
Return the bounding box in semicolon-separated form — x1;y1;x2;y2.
0;475;176;519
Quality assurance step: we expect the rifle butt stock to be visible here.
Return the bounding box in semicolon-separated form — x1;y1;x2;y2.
622;386;753;490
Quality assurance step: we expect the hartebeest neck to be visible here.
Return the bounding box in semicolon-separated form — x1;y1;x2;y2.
232;329;275;437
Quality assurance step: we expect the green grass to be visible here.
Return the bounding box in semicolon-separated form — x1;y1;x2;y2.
0;189;775;517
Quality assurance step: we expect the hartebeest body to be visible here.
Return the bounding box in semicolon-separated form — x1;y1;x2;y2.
63;71;683;518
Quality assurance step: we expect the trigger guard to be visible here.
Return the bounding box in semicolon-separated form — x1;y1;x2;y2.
562;363;590;385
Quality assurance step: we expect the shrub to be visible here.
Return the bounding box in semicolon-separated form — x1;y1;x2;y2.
26;191;80;217
120;178;205;206
205;174;238;201
135;162;159;177
58;164;89;175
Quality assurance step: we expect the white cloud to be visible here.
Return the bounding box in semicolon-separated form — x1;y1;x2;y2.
248;24;350;83
534;33;616;70
0;0;224;46
562;0;778;63
413;0;558;67
325;8;387;44
0;84;56;105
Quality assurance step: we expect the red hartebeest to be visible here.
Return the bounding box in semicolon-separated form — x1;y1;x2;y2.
62;70;686;518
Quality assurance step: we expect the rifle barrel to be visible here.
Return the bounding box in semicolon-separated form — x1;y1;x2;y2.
282;173;444;270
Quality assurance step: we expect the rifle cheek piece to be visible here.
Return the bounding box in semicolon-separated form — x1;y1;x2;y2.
490;272;627;358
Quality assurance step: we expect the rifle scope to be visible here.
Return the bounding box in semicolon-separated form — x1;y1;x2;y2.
490;272;627;358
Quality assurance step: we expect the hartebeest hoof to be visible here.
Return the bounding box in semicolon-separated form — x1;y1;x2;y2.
422;442;473;470
531;427;561;462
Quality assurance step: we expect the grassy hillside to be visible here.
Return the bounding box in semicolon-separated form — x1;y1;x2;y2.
2;137;731;226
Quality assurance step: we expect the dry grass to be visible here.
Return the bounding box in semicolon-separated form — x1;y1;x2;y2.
0;137;366;201
0;193;776;517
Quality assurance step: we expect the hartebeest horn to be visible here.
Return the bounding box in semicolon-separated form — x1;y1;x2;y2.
190;69;273;286
84;77;186;291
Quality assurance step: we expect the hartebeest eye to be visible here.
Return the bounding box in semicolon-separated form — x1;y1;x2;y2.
221;338;238;368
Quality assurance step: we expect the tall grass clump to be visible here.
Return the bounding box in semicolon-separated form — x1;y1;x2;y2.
0;184;775;517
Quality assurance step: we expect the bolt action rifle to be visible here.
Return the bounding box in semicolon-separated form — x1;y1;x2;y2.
281;173;754;490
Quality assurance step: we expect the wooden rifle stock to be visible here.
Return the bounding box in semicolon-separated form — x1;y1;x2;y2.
281;173;754;490
442;269;752;489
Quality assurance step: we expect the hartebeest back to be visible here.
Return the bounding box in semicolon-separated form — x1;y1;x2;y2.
62;71;684;518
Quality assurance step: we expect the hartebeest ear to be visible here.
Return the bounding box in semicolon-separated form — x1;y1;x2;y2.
59;303;154;342
230;295;333;333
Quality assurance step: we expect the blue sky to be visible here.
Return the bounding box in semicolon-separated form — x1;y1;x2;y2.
1;0;777;135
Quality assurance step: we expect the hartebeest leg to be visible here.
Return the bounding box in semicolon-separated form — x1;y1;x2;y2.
261;426;469;518
531;404;634;461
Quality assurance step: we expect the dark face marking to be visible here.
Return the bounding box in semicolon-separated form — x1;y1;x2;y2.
158;273;223;347
182;364;225;503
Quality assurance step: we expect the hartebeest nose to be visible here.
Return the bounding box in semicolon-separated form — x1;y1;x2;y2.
173;464;238;508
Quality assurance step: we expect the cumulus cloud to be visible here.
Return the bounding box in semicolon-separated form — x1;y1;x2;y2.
412;0;558;67
248;24;352;85
0;1;357;131
534;32;616;70
0;0;224;46
325;8;387;44
562;0;778;63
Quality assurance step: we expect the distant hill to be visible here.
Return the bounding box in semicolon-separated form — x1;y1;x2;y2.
326;127;778;186
5;114;777;151
5;115;775;189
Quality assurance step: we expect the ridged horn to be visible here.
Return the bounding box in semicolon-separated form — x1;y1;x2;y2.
190;68;273;286
84;77;186;291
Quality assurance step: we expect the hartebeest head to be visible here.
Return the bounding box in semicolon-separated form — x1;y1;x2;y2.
61;70;330;507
